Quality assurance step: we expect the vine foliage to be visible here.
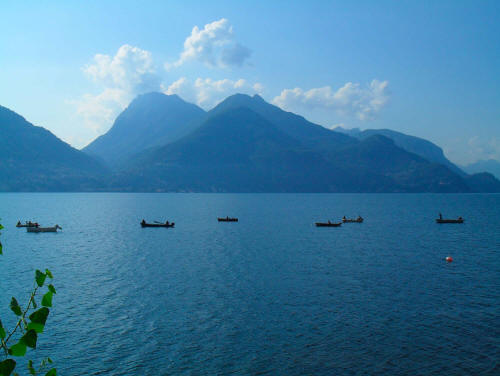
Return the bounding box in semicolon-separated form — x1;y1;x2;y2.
0;222;56;376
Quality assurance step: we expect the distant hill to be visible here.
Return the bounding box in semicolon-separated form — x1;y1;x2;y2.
336;127;466;176
330;135;471;192
462;159;500;180
83;92;206;166
0;105;107;191
115;103;473;193
464;172;500;193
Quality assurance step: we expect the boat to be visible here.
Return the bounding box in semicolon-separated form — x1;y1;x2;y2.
218;216;238;222
436;213;464;224
27;225;62;233
140;220;175;228
315;221;342;227
16;221;39;228
342;216;364;223
436;218;464;224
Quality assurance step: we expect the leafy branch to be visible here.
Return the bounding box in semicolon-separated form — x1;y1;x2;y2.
0;222;56;376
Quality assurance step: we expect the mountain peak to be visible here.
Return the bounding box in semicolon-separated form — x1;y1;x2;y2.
83;92;206;165
129;92;183;107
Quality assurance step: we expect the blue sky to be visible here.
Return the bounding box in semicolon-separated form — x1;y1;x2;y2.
1;0;499;164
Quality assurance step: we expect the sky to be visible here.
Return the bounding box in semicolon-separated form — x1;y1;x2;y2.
1;0;499;165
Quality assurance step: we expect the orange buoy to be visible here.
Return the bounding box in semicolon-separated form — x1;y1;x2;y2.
445;256;453;262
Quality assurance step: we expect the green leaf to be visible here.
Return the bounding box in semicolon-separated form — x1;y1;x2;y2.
0;319;6;339
47;358;53;364
8;342;27;357
27;360;35;376
32;297;37;309
35;270;46;287
0;359;16;376
20;330;37;349
45;269;53;279
48;284;56;294
0;224;4;230
41;292;53;308
10;298;22;316
0;240;3;255
45;369;56;376
26;323;44;334
29;307;49;328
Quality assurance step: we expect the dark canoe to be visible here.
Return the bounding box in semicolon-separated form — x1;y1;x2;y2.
342;218;363;223
315;222;342;227
141;222;175;228
218;217;238;222
436;218;464;224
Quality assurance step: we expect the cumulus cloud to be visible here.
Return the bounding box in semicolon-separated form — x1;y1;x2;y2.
73;45;161;135
166;18;251;69
84;44;161;95
272;79;389;120
163;77;263;109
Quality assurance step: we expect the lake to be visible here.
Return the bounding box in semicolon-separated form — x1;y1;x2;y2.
0;193;498;375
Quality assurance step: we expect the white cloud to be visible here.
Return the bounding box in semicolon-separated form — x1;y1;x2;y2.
73;45;161;135
166;18;251;69
272;79;389;121
84;44;161;95
467;136;500;161
69;89;129;134
163;77;263;109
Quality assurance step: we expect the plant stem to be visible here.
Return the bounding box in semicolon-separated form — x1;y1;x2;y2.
3;286;38;347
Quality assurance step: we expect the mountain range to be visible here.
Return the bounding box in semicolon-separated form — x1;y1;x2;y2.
1;93;499;192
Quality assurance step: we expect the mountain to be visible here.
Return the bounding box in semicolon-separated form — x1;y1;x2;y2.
211;94;356;151
114;107;346;192
3;93;498;193
0;105;107;191
83;92;206;166
336;127;466;176
329;135;470;192
115;105;473;193
462;159;500;179
464;172;500;192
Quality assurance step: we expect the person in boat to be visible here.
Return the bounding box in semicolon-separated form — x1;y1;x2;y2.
141;219;146;225
357;216;362;221
17;220;21;226
343;216;346;220
458;216;462;220
439;213;442;220
166;220;169;225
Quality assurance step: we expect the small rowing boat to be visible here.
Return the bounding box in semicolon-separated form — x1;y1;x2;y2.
315;221;342;227
218;217;238;222
16;221;39;228
27;225;62;233
436;218;464;224
342;216;363;223
141;220;175;228
436;213;464;224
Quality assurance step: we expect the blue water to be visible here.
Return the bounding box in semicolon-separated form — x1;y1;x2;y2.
0;193;498;375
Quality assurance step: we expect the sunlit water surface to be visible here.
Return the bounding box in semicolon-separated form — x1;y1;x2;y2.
0;193;498;375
